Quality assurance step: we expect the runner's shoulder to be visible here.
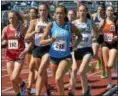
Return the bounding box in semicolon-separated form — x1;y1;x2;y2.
2;25;9;33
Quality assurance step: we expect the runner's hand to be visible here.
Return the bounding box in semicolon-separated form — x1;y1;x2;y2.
19;49;28;59
34;27;42;34
1;40;7;48
113;36;118;42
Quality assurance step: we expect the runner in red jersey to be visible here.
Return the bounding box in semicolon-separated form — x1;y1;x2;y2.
2;10;27;96
5;25;25;61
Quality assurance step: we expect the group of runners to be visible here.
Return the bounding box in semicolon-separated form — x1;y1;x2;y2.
1;2;118;96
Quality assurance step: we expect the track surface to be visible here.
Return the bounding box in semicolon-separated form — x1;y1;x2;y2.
1;48;118;96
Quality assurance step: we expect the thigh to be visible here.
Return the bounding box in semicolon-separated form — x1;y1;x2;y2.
6;61;14;76
25;53;31;63
56;58;72;77
72;59;81;71
50;61;58;78
108;49;117;66
29;55;35;69
34;57;41;70
12;60;23;79
92;42;99;56
40;54;49;69
79;54;92;73
38;53;50;72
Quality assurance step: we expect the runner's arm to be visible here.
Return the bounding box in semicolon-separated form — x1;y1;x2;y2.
113;20;118;41
40;23;55;45
25;20;36;40
1;26;8;48
71;23;82;44
91;21;99;42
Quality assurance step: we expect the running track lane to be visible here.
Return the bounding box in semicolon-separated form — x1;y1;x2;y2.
1;48;118;96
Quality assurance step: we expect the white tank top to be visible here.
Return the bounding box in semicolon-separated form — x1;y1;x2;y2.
34;20;49;46
74;19;92;49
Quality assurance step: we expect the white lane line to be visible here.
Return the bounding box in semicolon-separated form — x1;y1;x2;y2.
88;70;102;77
2;68;7;71
2;87;12;92
2;74;9;78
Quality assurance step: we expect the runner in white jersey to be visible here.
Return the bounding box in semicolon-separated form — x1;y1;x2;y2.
68;5;98;96
25;3;52;96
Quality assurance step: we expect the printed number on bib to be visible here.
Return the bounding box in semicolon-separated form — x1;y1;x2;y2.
110;25;115;31
104;33;113;42
53;40;66;51
8;40;18;49
82;34;89;42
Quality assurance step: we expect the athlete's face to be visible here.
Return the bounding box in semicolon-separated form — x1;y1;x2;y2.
78;6;87;19
67;10;76;22
22;11;29;20
106;6;114;17
39;4;48;19
29;9;37;20
55;7;66;22
97;7;104;15
8;12;18;24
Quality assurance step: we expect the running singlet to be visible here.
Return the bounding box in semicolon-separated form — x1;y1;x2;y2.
34;20;50;46
103;22;117;42
5;26;24;60
49;21;71;58
74;19;92;48
93;14;101;27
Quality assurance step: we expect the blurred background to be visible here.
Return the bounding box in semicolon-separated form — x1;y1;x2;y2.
1;0;118;29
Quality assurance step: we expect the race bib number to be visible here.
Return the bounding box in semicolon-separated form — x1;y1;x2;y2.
82;34;89;43
110;25;115;31
53;40;66;51
8;40;18;49
104;33;113;42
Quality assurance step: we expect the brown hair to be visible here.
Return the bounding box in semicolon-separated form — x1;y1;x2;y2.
39;2;52;20
30;7;38;15
8;10;23;24
55;5;68;21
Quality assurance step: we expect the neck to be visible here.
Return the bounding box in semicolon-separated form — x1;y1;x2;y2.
79;17;86;22
56;20;65;27
107;16;114;21
40;17;47;22
10;23;19;29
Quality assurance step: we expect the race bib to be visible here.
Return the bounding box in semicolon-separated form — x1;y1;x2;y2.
104;33;113;42
82;34;89;43
8;40;18;49
110;25;115;31
53;40;66;51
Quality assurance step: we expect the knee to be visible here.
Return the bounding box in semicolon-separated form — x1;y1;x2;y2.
107;64;112;69
37;69;44;77
10;76;17;83
72;67;78;75
78;69;86;76
55;73;63;83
